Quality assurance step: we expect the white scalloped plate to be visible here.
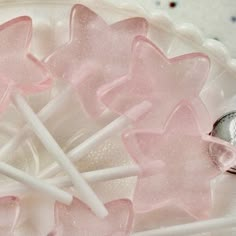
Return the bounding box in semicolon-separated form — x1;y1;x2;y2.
0;1;235;236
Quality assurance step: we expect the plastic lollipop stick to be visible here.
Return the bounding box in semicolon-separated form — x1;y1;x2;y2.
0;165;140;196
49;165;140;187
12;92;107;218
39;101;152;179
0;162;72;205
0;85;73;162
131;217;236;236
38;114;131;178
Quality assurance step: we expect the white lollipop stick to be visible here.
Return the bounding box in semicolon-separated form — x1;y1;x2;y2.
0;165;140;196
0;85;73;162
132;217;236;236
39;101;152;178
0;162;72;205
39;114;131;178
12;92;107;218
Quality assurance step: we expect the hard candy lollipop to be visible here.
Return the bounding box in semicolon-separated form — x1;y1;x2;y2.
98;36;212;133
0;16;106;217
123;102;236;219
49;198;134;236
39;34;212;179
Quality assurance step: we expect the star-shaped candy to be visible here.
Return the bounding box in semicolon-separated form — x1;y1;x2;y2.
0;16;52;112
45;4;148;118
98;36;212;132
123;102;236;219
0;196;20;236
49;198;133;236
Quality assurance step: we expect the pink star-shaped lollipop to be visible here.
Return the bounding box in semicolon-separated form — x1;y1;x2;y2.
123;102;236;219
0;196;20;236
0;16;51;112
49;198;133;236
45;4;148;118
98;36;212;132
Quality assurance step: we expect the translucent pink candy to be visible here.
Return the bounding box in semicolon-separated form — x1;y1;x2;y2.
0;196;20;235
98;36;212;132
45;4;148;118
123;102;236;219
49;198;133;236
0;16;51;111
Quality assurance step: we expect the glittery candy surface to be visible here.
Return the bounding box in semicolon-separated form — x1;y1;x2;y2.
45;4;148;118
50;198;133;236
123;102;236;219
0;16;52;111
98;36;212;132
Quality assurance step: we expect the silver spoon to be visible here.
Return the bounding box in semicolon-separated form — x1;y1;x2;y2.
211;111;236;174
